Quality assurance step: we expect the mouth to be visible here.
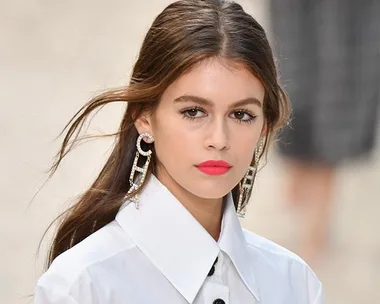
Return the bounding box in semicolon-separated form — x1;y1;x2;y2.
195;160;232;175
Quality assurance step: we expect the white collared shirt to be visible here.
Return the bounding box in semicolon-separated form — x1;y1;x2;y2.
35;175;325;304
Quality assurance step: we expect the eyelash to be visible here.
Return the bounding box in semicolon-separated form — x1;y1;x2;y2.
180;107;257;124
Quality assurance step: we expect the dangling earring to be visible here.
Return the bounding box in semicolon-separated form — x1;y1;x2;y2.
237;139;264;218
127;132;154;209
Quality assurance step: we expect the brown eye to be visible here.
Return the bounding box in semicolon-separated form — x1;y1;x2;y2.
187;109;199;117
229;110;256;124
234;111;245;120
181;107;207;120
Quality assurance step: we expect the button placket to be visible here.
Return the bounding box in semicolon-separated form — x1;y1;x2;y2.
202;281;229;304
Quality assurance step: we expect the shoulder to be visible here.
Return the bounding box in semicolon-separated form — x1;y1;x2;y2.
242;229;324;303
243;228;305;264
35;221;135;302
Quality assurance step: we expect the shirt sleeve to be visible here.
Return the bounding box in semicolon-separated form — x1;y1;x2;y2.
34;283;79;304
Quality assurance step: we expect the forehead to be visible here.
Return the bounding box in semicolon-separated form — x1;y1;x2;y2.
161;58;265;105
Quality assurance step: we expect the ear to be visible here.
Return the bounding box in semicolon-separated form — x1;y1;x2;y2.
134;112;154;139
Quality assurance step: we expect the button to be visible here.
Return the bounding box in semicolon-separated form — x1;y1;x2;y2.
207;265;215;276
213;299;226;304
207;257;219;276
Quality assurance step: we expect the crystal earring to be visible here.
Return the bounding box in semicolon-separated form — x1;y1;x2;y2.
237;140;264;218
127;132;154;209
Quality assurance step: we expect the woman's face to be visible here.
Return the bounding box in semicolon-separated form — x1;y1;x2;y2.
137;57;265;199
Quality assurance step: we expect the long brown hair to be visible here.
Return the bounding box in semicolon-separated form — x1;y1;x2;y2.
44;0;290;267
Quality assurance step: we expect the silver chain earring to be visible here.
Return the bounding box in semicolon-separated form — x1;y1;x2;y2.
237;140;264;218
126;132;154;209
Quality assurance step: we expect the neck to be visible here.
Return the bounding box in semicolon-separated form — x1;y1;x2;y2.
183;196;224;241
155;169;224;241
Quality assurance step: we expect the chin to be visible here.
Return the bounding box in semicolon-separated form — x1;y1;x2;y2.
186;179;234;200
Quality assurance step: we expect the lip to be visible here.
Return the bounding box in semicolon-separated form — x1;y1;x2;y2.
197;160;232;167
196;160;232;175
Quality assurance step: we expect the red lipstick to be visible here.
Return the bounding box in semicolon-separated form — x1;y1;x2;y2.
196;160;232;175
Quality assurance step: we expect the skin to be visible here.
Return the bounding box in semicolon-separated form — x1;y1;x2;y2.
136;57;266;240
284;160;335;265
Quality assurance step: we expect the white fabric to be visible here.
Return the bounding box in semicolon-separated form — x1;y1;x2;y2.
35;175;325;303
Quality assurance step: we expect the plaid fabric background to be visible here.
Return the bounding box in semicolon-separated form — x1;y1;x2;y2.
269;0;380;164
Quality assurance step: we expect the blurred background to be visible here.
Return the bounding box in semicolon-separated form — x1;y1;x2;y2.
1;1;379;303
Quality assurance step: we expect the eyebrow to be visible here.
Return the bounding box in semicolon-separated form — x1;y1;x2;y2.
173;94;262;108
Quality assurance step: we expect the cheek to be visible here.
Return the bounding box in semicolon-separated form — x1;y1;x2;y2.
151;113;192;162
231;124;263;164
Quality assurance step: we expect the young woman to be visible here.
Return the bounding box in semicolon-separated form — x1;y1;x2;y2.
35;0;324;303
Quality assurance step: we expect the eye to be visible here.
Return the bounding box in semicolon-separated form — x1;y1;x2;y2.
181;107;207;119
230;110;256;123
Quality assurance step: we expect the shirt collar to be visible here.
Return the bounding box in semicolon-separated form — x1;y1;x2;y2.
218;190;260;301
116;174;260;302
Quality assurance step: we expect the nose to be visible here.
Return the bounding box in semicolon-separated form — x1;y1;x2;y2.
205;118;230;151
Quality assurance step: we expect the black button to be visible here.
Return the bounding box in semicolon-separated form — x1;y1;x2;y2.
207;265;215;276
207;257;219;276
213;299;226;304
